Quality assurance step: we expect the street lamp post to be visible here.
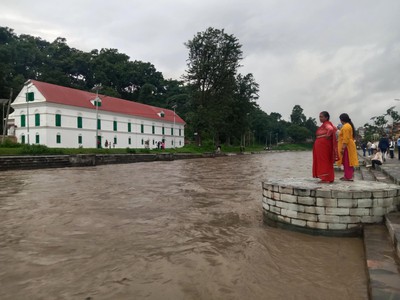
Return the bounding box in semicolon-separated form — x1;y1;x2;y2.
92;84;102;148
172;104;177;148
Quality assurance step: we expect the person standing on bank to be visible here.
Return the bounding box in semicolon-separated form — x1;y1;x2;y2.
312;111;338;183
337;113;359;181
378;133;389;162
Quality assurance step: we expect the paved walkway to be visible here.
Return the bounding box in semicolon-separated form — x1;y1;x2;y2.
357;150;400;300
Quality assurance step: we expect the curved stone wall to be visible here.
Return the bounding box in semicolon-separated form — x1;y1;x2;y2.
262;178;400;236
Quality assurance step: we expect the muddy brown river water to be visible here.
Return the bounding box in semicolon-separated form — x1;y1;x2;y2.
0;151;368;299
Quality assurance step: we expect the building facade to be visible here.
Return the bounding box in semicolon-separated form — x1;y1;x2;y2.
8;80;185;149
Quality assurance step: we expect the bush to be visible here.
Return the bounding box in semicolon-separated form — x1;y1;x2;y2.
126;148;136;154
0;139;21;148
20;144;64;155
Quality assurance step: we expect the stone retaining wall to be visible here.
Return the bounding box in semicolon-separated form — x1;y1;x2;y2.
0;152;219;171
262;178;400;236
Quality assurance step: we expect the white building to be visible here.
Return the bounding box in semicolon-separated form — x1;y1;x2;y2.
8;80;185;149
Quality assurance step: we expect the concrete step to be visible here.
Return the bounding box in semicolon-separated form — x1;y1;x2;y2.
386;212;400;260
363;224;400;299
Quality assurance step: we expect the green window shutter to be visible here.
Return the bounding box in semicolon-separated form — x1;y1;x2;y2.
26;92;34;102
128;137;131;145
77;116;82;128
56;134;61;144
97;119;101;130
35;134;40;144
141;124;144;133
114;137;117;145
171;128;174;135
128;123;131;132
113;121;117;131
35;113;40;126
21;115;26;127
55;114;61;127
78;135;82;144
162;127;165;135
141;139;144;145
179;129;181;136
152;125;155;134
21;135;25;144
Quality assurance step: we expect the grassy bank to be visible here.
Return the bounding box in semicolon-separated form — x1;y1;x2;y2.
0;140;313;156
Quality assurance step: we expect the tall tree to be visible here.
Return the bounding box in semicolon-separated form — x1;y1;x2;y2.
184;27;255;145
290;105;306;126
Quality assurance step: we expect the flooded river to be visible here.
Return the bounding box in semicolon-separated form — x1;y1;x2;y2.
0;151;368;299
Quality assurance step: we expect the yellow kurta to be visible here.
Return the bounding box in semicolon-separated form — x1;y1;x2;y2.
337;123;359;167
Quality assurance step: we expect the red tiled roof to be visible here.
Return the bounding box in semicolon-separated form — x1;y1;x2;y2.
30;80;185;124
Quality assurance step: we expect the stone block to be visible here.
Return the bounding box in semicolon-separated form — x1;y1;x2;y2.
275;201;289;209
277;215;291;223
281;209;298;218
306;221;328;229
328;223;348;230
291;219;307;227
271;191;281;201
331;190;353;199
325;207;350;216
294;188;312;196
385;189;398;197
316;198;337;207
347;223;362;229
293;188;311;197
372;190;386;198
361;215;383;223
371;207;386;216
281;193;298;203
374;198;394;208
267;198;276;206
350;208;370;216
337;199;358;208
315;189;332;198
288;203;305;212
304;206;325;215
279;186;294;195
297;196;315;205
318;214;340;223
351;191;372;198
339;216;361;224
262;202;269;211
357;198;373;208
269;206;281;214
297;212;318;222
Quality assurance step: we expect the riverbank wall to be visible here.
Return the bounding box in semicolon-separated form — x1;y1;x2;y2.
0;152;221;171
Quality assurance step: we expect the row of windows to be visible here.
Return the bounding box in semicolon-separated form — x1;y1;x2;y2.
20;133;183;147
20;114;182;136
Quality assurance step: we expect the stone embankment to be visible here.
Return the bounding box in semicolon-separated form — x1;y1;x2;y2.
0;152;218;171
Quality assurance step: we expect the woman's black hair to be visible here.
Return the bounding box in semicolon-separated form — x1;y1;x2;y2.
339;113;356;138
320;111;330;120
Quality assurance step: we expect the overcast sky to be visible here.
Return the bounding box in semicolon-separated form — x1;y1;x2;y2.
1;0;400;127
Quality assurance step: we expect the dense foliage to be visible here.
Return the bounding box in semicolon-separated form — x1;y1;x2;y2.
0;26;317;146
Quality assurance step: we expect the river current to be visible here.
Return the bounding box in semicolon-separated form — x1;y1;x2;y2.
0;151;368;299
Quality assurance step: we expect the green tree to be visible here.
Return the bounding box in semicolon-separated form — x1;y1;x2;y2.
184;27;258;145
290;105;306;126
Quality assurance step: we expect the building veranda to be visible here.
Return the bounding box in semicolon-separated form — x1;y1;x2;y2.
7;80;185;149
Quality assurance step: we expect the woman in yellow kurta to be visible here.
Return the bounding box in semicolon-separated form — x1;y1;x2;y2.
337;113;359;181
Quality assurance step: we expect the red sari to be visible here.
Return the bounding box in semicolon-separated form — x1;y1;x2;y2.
312;121;338;182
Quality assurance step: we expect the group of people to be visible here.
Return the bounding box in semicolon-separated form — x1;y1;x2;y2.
362;134;399;170
312;112;358;183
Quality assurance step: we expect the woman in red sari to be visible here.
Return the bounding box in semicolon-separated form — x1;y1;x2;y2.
312;111;338;183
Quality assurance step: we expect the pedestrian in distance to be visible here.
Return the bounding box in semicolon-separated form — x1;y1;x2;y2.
389;138;395;159
378;133;389;162
312;111;338;183
397;136;400;160
369;148;383;170
337;113;359;181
